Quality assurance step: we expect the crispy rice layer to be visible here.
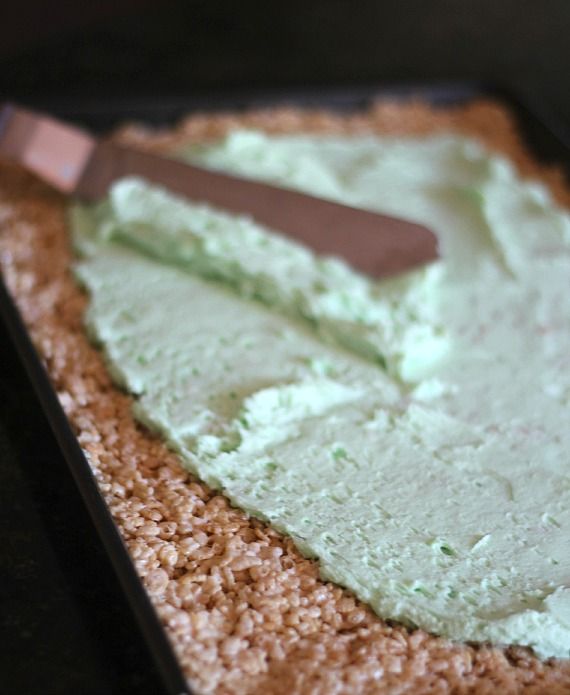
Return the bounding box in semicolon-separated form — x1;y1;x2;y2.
1;99;570;694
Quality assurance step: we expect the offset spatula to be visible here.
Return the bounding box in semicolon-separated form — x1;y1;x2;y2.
0;103;438;277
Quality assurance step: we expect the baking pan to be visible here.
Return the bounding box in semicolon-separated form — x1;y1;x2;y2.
1;83;569;694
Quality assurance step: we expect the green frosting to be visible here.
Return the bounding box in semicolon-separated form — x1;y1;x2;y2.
71;131;570;659
73;175;447;382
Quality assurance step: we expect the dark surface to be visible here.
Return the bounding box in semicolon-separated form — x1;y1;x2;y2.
2;0;570;124
0;313;180;694
0;323;173;695
0;267;189;695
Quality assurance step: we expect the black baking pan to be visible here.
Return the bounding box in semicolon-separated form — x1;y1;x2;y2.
1;83;569;695
0;278;190;694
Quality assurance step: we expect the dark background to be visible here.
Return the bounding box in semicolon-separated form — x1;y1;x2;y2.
2;0;570;123
1;2;569;694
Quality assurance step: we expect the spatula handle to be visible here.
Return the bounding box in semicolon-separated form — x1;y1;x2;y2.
0;103;96;193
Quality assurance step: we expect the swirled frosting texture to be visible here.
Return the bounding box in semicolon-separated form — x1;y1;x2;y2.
71;132;570;658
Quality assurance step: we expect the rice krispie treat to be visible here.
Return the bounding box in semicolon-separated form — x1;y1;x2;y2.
1;99;570;694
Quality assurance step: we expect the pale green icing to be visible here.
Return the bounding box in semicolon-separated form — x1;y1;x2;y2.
71;131;570;659
77;176;447;381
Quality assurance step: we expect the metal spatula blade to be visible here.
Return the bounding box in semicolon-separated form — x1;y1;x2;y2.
0;103;439;277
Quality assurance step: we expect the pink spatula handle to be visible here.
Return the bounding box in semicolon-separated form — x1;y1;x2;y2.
0;103;95;193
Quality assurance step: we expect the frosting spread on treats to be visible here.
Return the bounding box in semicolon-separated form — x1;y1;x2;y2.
71;131;570;659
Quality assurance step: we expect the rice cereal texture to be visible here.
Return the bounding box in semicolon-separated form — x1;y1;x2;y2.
1;100;570;695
